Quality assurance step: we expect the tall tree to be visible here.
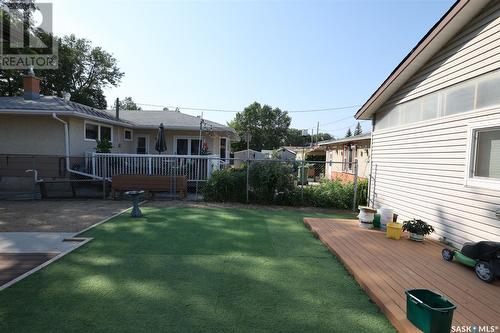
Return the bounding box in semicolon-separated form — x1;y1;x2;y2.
345;128;353;138
313;132;333;143
285;129;309;146
113;96;141;110
354;122;363;135
229;102;291;151
0;17;124;109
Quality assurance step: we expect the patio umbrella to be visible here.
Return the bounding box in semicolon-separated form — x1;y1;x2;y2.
155;123;167;154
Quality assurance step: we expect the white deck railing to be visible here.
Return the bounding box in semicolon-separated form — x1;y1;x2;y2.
85;152;221;181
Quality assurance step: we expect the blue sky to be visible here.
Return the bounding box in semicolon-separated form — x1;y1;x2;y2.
51;0;454;138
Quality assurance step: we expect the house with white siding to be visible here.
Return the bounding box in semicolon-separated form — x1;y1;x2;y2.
356;0;500;247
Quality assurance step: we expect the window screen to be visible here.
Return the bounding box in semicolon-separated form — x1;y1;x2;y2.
474;128;500;179
176;139;188;155
124;130;132;140
191;139;201;155
421;94;439;120
402;100;421;124
85;123;98;140
476;76;500;109
445;84;474;115
100;126;112;141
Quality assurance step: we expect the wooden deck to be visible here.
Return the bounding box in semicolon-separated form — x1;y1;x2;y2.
0;253;56;287
304;218;500;333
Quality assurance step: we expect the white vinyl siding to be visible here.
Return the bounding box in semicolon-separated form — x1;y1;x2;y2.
370;1;500;247
371;106;500;247
386;1;500;106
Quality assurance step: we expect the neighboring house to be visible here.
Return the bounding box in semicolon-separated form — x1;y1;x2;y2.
233;149;266;168
264;147;297;161
355;0;500;246
318;133;371;182
292;145;326;161
0;73;237;188
260;150;274;159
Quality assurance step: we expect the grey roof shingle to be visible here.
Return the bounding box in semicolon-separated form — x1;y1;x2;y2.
0;97;235;134
0;96;123;122
107;110;235;133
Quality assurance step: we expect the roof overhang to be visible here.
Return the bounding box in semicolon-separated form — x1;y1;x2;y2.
355;0;491;120
0;109;133;127
318;134;372;146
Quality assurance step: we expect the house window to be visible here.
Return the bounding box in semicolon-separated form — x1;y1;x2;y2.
124;129;132;141
190;139;201;155
476;76;500;109
444;84;475;116
175;137;203;155
466;123;500;190
100;126;112;141
85;123;98;140
84;121;113;142
176;139;189;155
375;70;500;131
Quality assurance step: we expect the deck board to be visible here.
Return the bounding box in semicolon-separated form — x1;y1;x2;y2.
0;253;56;286
304;218;500;333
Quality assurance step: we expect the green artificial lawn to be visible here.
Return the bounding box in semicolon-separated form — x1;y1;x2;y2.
0;207;395;333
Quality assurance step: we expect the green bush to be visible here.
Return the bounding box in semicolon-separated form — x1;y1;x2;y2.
202;163;368;210
248;162;294;203
274;178;368;209
202;168;246;203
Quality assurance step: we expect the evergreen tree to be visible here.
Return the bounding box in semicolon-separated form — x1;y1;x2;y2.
354;122;363;135
345;128;353;138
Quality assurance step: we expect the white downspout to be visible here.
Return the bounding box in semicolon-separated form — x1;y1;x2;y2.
52;113;100;179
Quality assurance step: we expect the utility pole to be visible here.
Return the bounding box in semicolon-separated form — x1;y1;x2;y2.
316;122;320;142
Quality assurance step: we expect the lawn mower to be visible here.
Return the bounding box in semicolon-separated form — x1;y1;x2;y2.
442;241;500;283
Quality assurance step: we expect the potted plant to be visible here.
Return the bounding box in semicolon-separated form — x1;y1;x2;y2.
402;219;434;242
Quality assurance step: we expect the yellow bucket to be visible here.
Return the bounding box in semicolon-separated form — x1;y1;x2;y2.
386;222;403;240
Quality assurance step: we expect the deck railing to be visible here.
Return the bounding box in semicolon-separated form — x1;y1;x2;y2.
85;152;221;181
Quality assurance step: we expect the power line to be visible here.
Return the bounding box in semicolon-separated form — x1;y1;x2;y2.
322;123;358;133
318;115;355;127
135;102;361;114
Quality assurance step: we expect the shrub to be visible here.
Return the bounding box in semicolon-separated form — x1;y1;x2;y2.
95;138;112;153
202;168;246;203
275;178;368;210
202;162;368;210
248;162;295;203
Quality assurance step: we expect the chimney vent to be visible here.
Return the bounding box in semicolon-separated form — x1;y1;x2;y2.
23;66;40;100
115;98;120;119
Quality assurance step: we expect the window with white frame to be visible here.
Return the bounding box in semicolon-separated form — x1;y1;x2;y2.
175;137;202;155
124;129;133;141
85;123;98;140
375;70;500;131
466;123;500;190
85;122;113;142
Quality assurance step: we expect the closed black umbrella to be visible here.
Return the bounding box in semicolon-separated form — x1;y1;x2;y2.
155;123;167;154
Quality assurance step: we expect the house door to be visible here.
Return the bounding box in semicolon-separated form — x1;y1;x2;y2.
136;136;148;154
219;138;227;161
